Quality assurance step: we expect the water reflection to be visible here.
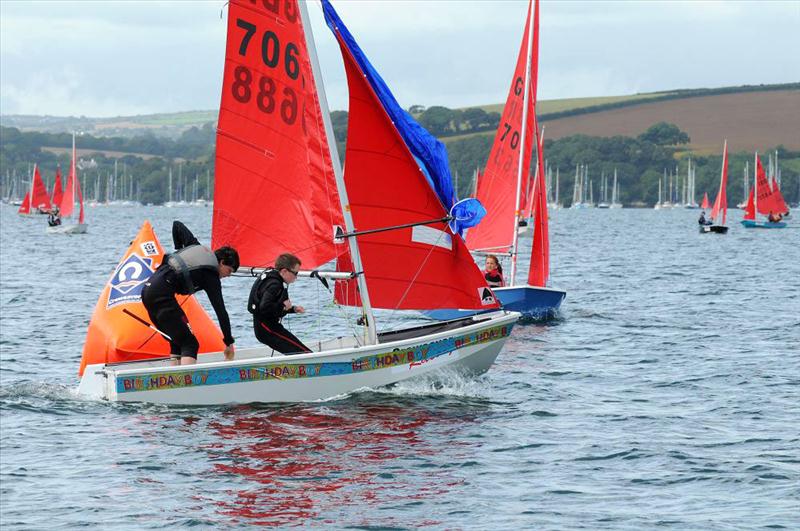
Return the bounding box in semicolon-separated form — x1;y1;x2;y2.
204;395;490;527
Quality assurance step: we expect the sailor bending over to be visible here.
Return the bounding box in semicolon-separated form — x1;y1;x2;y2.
248;253;312;355
141;221;239;365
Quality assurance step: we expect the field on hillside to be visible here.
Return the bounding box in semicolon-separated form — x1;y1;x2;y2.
478;92;675;115
446;89;799;153
540;89;800;152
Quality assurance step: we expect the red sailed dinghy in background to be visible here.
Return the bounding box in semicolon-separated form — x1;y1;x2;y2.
77;0;518;405
701;140;729;234
741;153;787;229
17;164;51;215
424;0;566;322
47;134;88;234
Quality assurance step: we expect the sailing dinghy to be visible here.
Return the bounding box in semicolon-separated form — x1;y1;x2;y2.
700;140;729;234
47;134;87;234
77;0;518;405
424;0;566;322
17;165;51;216
741;153;787;229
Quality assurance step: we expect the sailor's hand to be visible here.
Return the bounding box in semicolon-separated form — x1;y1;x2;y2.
283;300;293;311
294;305;305;314
224;344;235;361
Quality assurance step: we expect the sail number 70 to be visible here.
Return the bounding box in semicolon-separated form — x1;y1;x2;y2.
232;18;300;126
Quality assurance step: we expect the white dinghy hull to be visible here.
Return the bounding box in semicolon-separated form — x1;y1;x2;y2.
78;311;519;405
46;223;88;234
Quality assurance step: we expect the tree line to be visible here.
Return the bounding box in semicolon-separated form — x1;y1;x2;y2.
1;120;797;207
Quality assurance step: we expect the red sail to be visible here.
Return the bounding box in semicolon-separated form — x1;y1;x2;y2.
212;0;343;269
331;30;498;311
771;177;789;213
30;165;52;212
528;122;549;287
51;166;64;206
79;222;225;375
60;165;75;218
466;0;536;253
76;167;85;224
700;192;710;210
18;192;30;214
754;155;779;215
743;186;755;220
709;141;728;225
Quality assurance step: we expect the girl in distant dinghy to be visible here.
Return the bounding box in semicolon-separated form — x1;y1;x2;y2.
483;255;505;288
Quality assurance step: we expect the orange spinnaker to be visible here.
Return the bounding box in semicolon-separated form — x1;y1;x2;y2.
78;221;225;375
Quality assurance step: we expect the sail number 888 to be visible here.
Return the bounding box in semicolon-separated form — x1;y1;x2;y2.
232;18;300;125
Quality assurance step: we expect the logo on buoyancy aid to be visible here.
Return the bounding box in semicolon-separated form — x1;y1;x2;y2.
107;254;156;308
479;287;497;306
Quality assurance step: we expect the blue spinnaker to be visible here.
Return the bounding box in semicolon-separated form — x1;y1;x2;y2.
321;0;484;234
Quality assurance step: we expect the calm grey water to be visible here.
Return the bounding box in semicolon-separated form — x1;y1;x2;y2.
1;204;798;529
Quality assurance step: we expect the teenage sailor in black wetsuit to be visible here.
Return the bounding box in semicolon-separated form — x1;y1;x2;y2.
48;207;61;227
248;253;312;355
698;211;712;226
141;221;239;365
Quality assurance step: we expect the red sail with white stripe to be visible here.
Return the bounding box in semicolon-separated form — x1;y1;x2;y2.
212;0;343;269
709;140;728;225
331;28;498;311
466;0;536;253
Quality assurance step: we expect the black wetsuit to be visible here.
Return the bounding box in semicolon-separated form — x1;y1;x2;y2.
248;270;311;354
484;269;504;288
141;221;234;359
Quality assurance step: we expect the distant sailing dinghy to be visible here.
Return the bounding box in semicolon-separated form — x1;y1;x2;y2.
425;0;565;322
700;140;729;234
741;153;787;229
17;165;51;216
47;134;87;234
77;0;518;405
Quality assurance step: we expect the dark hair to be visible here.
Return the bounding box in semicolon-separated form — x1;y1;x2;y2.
215;246;240;272
275;253;301;272
486;254;503;275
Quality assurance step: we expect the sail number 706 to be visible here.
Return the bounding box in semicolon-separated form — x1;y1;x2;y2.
232;18;300;126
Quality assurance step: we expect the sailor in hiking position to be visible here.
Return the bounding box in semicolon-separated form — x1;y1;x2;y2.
141;221;239;365
249;253;312;355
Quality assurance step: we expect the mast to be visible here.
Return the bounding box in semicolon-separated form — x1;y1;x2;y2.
754;152;758;218
612;169;617;204
509;0;535;287
299;0;376;344
71;133;76;215
555;167;559;205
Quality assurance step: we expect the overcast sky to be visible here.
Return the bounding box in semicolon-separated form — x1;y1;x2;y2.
1;0;798;117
